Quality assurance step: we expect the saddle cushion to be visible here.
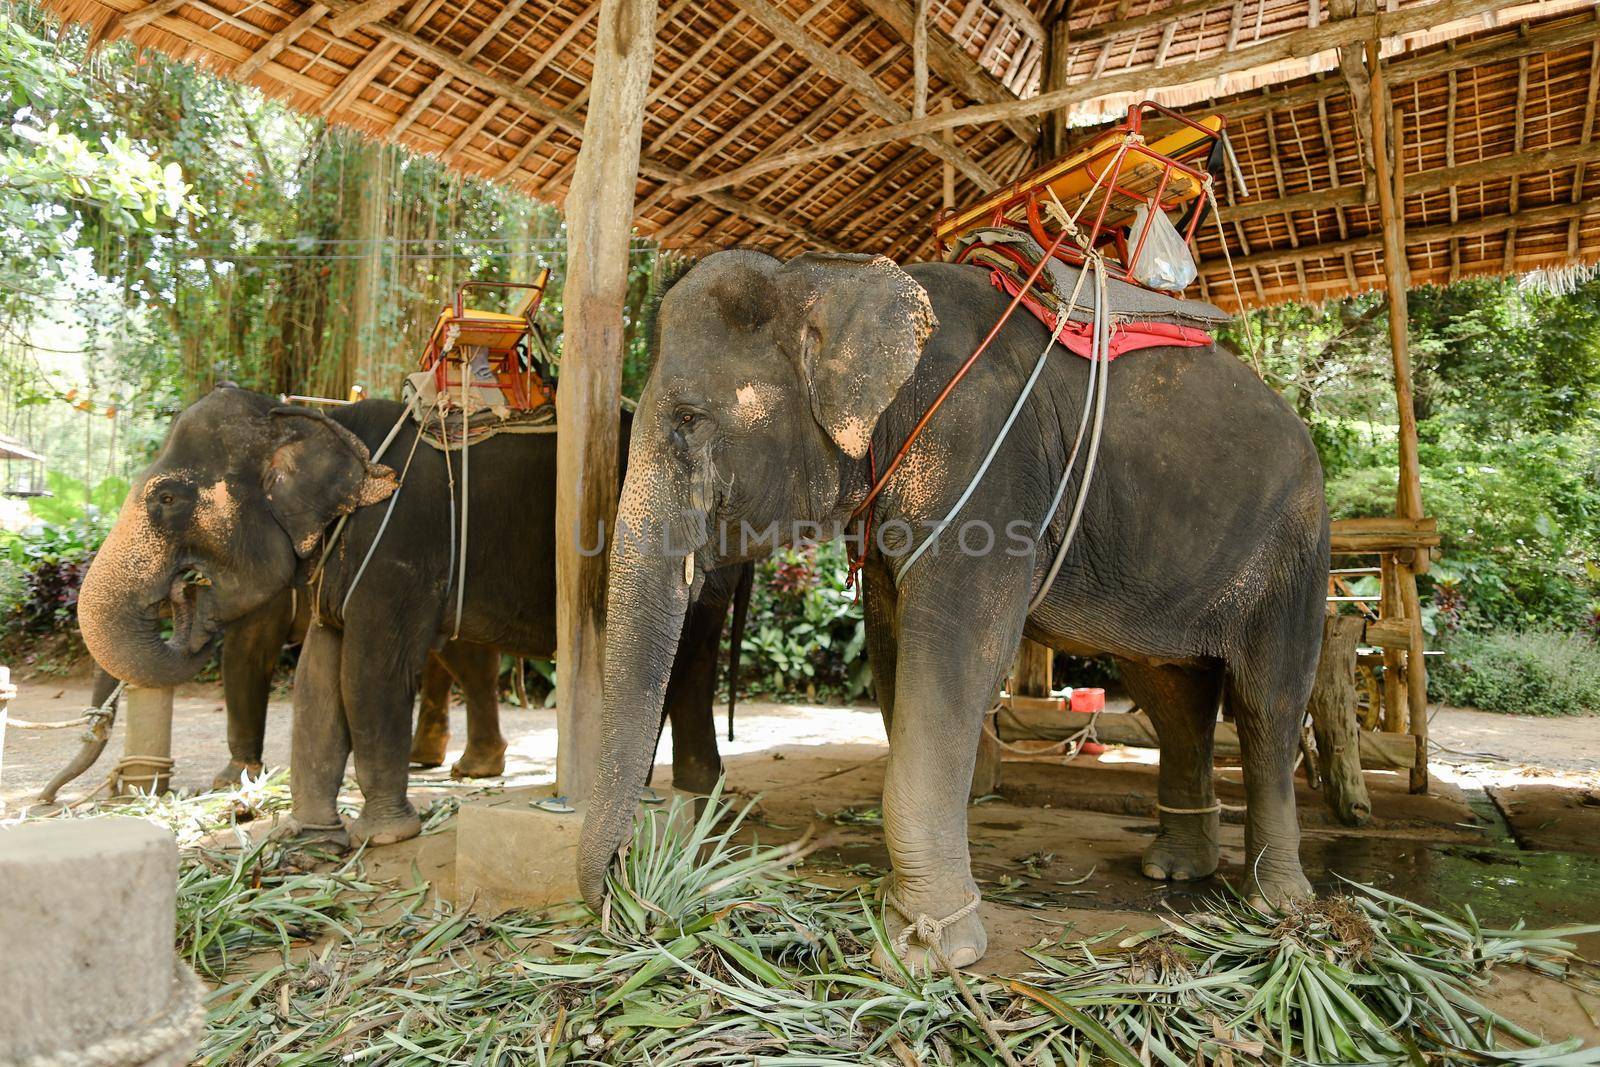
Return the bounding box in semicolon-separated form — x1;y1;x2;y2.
958;226;1232;331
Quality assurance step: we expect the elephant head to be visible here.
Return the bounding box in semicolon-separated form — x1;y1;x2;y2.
577;250;935;906
78;387;396;687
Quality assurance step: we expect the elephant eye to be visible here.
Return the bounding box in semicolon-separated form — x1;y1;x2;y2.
158;491;176;506
677;410;698;428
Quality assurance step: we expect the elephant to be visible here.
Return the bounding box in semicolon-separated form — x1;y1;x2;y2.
49;606;502;802
578;250;1328;970
78;386;747;848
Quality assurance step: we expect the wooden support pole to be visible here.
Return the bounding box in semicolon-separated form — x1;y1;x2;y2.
1042;11;1071;160
1367;43;1430;793
912;0;928;119
1307;615;1372;826
1013;639;1054;698
554;0;657;807
1367;47;1424;526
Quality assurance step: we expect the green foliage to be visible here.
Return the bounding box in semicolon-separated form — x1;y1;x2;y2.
734;542;869;702
1429;629;1600;716
0;471;121;638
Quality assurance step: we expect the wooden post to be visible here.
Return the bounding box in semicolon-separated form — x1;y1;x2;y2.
118;686;174;795
1014;639;1054;698
554;0;658;807
912;0;929;119
1368;45;1429;792
1379;554;1407;734
1041;10;1071;159
1307;615;1372;826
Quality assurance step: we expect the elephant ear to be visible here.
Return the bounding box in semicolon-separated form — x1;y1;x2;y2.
265;407;399;556
780;253;937;460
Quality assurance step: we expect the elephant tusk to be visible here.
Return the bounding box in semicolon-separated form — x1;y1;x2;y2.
684;552;694;585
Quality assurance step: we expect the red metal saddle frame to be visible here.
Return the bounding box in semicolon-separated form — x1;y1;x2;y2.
934;101;1224;288
420;273;555;411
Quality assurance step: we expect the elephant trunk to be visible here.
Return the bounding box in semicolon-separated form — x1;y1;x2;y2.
576;495;694;911
78;498;211;689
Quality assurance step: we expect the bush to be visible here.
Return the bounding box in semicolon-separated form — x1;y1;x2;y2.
1429;629;1600;715
733;541;868;702
1;472;122;644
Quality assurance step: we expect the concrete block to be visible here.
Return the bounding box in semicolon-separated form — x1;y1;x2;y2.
455;801;585;913
0;817;201;1066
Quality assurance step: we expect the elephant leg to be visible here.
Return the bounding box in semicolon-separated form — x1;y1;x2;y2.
341;636;424;846
1118;660;1224;883
1228;638;1316;907
873;563;1028;974
215;590;294;790
863;558;898;738
410;653;452;768
280;622;351;847
659;592;727;795
440;642;506;779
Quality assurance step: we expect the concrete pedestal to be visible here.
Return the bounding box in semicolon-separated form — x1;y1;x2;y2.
456;801;586;913
0;817;200;1067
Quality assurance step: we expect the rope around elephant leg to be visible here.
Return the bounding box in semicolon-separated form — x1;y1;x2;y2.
886;891;1021;1067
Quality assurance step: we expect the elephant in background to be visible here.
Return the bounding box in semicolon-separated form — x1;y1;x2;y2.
78;387;747;848
578;251;1328;970
53;589;502;801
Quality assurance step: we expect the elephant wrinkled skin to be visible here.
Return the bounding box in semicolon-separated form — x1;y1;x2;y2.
579;251;1327;972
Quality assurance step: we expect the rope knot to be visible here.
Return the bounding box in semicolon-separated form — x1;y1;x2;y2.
887;889;981;957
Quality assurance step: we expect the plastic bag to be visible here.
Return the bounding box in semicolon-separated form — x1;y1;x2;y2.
1128;203;1197;292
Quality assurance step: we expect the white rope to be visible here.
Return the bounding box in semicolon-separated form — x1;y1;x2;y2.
453;368;470;640
6;682;121;731
1203;174;1266;378
340;402;435;619
888;890;981;958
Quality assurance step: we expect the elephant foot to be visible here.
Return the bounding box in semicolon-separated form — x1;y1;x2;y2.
1141;814;1221;882
1246;861;1314;912
873;878;987;977
270;815;352;852
449;742;507;779
345;803;422;847
409;729;450;769
211;759;264;792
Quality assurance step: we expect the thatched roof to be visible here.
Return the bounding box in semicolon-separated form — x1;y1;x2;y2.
44;0;1600;306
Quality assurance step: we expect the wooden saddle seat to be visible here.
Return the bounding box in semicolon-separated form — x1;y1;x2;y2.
935;102;1227;290
419;270;556;413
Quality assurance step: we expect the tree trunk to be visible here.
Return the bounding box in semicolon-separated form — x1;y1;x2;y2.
1308;614;1371;826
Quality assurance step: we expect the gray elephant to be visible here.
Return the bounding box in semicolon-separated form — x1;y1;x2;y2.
51;607;500;802
78;387;746;847
578;251;1328;969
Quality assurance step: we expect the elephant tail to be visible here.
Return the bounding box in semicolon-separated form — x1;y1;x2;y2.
726;561;754;742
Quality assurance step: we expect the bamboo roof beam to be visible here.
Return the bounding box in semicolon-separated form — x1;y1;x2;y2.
1072;0;1215;47
233;2;329;81
855;0;1038;141
991;0;1045;40
326;0;407;36
1568;36;1599;258
676;0;1532;197
1219;138;1600;224
321;40;401;117
1203;196;1600;275
727;0;1000;191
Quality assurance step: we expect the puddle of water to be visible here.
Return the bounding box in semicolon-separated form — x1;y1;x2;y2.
1303;835;1600;932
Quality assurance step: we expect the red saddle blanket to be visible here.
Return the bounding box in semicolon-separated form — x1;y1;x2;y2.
989;269;1213;359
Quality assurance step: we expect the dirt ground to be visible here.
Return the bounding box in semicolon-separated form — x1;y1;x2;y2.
3;670;1598;1047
